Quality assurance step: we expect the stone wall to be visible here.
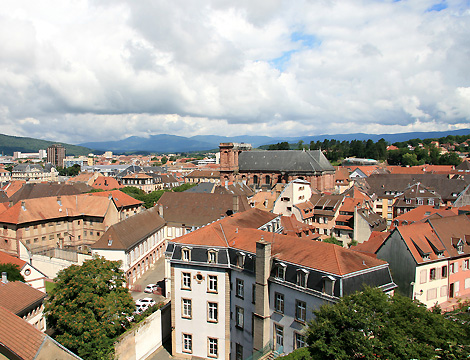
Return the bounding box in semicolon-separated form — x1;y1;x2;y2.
115;301;171;360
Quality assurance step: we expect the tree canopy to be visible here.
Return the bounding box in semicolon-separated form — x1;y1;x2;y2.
0;263;25;282
304;287;469;359
45;256;134;360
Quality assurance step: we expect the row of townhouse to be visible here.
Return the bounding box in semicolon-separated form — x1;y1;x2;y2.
0;191;143;256
356;173;470;227
165;208;396;360
372;213;470;309
272;180;386;246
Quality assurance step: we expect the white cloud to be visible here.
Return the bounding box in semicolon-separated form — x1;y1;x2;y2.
0;0;468;144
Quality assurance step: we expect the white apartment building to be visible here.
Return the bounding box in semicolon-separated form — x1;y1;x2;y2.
166;209;396;360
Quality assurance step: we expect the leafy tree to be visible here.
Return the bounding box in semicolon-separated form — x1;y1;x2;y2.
322;236;342;246
306;287;469;360
439;152;462;166
269;142;290;150
161;156;168;164
401;152;419;166
45;257;134;360
0;263;25;282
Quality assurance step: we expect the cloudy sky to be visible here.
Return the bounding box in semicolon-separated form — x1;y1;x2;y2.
1;0;469;144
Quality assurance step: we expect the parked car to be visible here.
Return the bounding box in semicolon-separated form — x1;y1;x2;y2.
136;297;156;307
134;304;149;315
144;284;159;293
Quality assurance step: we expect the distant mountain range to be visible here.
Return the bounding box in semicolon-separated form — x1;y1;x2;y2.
79;129;470;153
0;129;469;156
0;134;91;157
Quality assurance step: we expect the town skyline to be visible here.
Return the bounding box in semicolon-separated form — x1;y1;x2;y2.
1;0;469;144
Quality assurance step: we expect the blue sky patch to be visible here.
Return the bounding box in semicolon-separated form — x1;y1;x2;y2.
427;1;448;12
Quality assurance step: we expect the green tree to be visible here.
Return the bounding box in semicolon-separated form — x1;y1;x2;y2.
322;236;343;246
45;257;135;360
161;156;168;164
0;263;25;282
401;152;419;166
306;287;469;360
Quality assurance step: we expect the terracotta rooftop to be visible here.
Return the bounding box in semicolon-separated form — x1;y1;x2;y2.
0;250;27;269
1;181;26;198
92;176;123;190
88;190;143;208
395;222;449;264
0;194;113;225
353;231;389;255
393;205;458;227
171;210;387;276
0;305;45;360
0;281;46;316
428;214;470;258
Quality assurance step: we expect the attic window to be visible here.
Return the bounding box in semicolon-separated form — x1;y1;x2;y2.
322;275;336;295
208;249;218;264
422;254;430;260
182;247;191;261
108;239;113;246
275;263;286;280
236;252;245;268
296;269;309;287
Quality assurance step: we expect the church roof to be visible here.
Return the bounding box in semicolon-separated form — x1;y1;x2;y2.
238;150;334;173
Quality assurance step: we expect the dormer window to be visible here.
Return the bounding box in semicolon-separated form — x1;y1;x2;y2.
417;199;423;205
296;269;308;287
182;247;191;261
406;199;411;204
208;249;218;264
322;275;336;295
236;252;245;268
275;263;286;280
428;199;434;206
422;254;430;261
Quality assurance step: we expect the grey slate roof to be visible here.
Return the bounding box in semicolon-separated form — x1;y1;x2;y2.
8;183;92;204
185;183;217;193
238;150;335;173
362;173;470;202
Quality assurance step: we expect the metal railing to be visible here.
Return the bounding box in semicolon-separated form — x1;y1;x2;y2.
245;340;273;360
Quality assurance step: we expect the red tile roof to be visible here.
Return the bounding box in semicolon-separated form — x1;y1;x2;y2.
353;231;389;255
88;190;143;208
0;306;45;360
0;194;113;225
2;181;26;197
92;176;123;190
172;210;388;276
396;222;449;264
0;250;26;269
0;281;46;315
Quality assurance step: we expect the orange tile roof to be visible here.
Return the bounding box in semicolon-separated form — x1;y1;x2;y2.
92;176;123;190
83;190;143;208
396;223;449;264
0;306;45;360
393;205;458;226
0;281;46;315
353;231;389;255
0;250;26;269
2;181;26;197
0;194;113;225
172;210;388;276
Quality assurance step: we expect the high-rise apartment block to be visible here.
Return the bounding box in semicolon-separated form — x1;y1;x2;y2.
46;144;66;167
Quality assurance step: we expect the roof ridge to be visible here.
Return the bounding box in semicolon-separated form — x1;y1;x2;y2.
332;244;343;275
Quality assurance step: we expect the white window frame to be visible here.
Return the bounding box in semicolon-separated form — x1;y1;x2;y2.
182;272;191;289
182;333;192;353
235;306;244;329
182;298;192;319
236;278;244;299
208;274;218;293
274;292;284;314
208;302;218;323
